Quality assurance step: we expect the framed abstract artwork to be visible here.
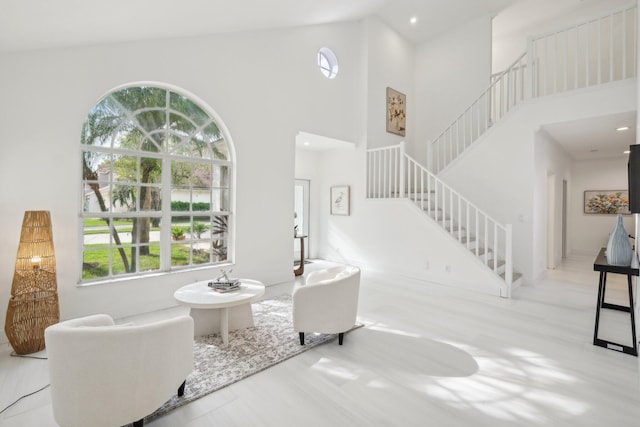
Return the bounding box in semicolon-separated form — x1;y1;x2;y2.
386;87;406;136
584;190;630;214
330;185;350;216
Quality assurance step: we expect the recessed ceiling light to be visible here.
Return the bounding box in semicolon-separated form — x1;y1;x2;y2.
410;16;418;25
617;126;630;131
303;141;310;146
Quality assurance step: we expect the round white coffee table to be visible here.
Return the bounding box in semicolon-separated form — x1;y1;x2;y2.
174;279;265;345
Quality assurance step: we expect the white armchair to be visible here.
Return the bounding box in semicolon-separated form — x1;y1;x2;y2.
44;314;194;427
292;265;360;345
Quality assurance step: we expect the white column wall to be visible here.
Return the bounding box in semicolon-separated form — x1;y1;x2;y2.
415;15;493;163
313;18;505;295
533;130;573;276
364;16;415;151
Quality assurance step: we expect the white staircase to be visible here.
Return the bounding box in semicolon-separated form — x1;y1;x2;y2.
407;190;521;284
367;142;518;297
367;3;637;298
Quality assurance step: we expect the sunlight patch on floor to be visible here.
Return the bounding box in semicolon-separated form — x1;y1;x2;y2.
413;344;587;422
363;321;422;338
311;357;360;381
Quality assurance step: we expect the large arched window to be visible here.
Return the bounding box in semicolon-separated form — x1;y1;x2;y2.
80;84;234;283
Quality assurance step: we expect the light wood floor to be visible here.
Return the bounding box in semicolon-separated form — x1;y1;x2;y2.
1;256;640;426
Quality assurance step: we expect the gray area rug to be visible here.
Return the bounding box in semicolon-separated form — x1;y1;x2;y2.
137;294;359;425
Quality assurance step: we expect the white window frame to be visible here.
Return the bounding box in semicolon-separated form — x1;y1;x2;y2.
79;82;235;284
317;47;339;79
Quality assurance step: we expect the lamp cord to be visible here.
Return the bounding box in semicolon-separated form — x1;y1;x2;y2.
0;384;50;415
0;353;50;415
10;351;48;360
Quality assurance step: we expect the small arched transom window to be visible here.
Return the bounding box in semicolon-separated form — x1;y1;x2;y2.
318;47;339;79
80;85;233;282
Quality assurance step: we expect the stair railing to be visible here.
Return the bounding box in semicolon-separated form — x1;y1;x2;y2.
430;2;637;174
430;52;527;174
367;142;513;297
367;144;404;199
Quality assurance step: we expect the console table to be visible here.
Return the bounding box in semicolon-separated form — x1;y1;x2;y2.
593;248;638;356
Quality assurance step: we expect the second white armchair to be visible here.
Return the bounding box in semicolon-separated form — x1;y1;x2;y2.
292;265;360;345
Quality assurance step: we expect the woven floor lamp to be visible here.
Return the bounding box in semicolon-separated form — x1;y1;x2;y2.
4;211;59;355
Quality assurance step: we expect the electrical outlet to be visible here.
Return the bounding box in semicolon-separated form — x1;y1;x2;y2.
425;261;430;270
445;264;451;273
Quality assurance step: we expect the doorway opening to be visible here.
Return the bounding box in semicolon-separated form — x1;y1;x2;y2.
294;179;310;263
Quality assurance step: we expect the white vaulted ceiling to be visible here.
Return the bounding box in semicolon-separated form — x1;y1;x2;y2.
1;0;634;157
0;0;518;53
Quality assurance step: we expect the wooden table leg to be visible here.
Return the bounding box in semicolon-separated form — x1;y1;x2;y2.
294;236;305;276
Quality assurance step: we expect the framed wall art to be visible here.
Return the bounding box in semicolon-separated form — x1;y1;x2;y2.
386;87;406;137
330;185;350;216
584;190;630;214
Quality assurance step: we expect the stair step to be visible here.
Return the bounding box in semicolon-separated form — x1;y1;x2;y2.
481;258;505;269
428;211;451;221
405;191;436;198
501;272;523;284
472;250;499;265
413;202;436;211
412;199;436;209
473;247;493;256
484;259;506;275
408;193;519;288
470;248;520;279
459;236;476;245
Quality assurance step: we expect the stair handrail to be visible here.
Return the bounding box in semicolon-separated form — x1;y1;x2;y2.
430;51;527;174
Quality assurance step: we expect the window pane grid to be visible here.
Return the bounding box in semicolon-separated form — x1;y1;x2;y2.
81;85;233;283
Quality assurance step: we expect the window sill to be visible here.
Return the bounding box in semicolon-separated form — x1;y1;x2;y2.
77;262;234;287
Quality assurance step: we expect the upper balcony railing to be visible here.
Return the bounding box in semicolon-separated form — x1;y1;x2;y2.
430;3;637;174
531;3;637;97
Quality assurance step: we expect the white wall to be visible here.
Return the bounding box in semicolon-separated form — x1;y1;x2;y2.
570;158;635;255
0;21;366;343
364;16;415;151
533;130;573;275
307;19;504;295
316;146;503;295
415;15;493;163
